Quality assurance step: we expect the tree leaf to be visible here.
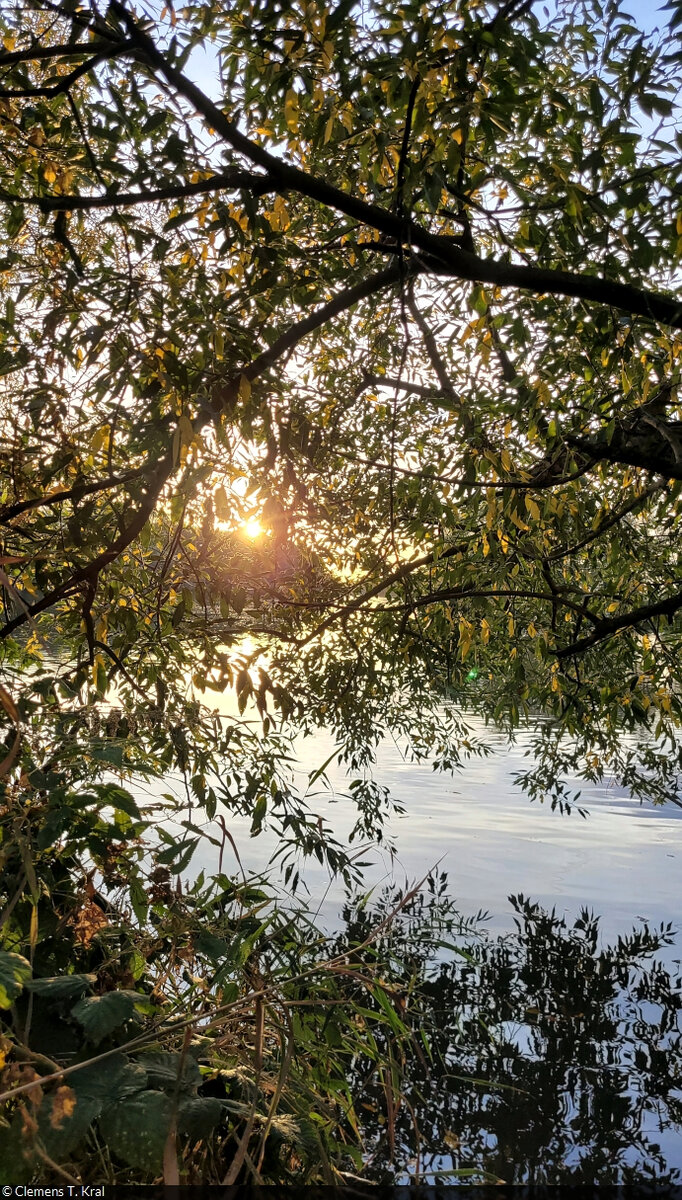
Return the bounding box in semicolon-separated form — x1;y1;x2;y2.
25;974;96;999
0;951;31;1009
71;990;137;1045
103;1090;174;1172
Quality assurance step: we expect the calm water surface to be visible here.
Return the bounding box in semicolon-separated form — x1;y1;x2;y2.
138;709;682;1184
156;714;681;945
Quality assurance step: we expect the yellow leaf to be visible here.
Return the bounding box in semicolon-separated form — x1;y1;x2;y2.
214;485;230;522
239;374;251;403
509;509;529;532
43;161;57;184
90;424;110;453
178;413;194;448
284;89;299;132
525;495;541;521
452;128;463;144
677;212;682;237
274;194;289;230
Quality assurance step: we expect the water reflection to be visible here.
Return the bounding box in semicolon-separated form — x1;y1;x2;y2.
335;883;682;1185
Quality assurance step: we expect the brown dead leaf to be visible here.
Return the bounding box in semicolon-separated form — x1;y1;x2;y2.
69;898;108;946
49;1085;77;1129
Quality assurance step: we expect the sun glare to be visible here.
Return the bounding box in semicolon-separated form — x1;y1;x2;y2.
242;517;263;539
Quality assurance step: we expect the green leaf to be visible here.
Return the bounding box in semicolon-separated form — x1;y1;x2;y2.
103;1090;174;1172
250;793;267;835
25;973;96;999
39;1056;131;1159
129;876;149;925
231;586;247;614
90;741;124;767
106;786;142;819
470;285;487;315
0;951;31;1009
178;1095;225;1140
194;931;231;961
137;1051;202;1092
71;990;137;1045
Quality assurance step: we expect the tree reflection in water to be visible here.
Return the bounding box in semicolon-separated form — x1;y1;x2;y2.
335;878;682;1184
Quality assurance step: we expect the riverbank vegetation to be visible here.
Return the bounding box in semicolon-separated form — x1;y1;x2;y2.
0;0;681;1182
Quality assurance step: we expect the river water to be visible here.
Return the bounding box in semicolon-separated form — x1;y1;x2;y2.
153;713;681;947
136;709;682;1184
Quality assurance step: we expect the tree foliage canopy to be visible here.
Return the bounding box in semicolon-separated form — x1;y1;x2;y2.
0;0;681;812
0;0;682;1180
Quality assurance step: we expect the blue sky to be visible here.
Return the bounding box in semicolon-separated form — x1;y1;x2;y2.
622;0;672;32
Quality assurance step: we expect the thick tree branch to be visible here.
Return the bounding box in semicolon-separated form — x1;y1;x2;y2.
110;4;682;330
557;590;682;659
0;39;123;67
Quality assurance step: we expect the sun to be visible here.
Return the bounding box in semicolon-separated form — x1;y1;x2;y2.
242;517;263;539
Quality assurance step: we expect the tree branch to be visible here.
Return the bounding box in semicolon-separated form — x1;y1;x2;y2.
110;4;682;330
0;465;152;525
0;39;123;67
298;538;475;646
0;42;134;97
28;168;274;214
557;590;682;659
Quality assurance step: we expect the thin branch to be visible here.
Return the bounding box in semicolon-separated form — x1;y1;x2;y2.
0;42;134;98
298;538;474;646
333;447;592;490
209;262;413;416
547;483;663;562
0;465;151;524
28;168;274;214
382;585;600;622
0;39;123;67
